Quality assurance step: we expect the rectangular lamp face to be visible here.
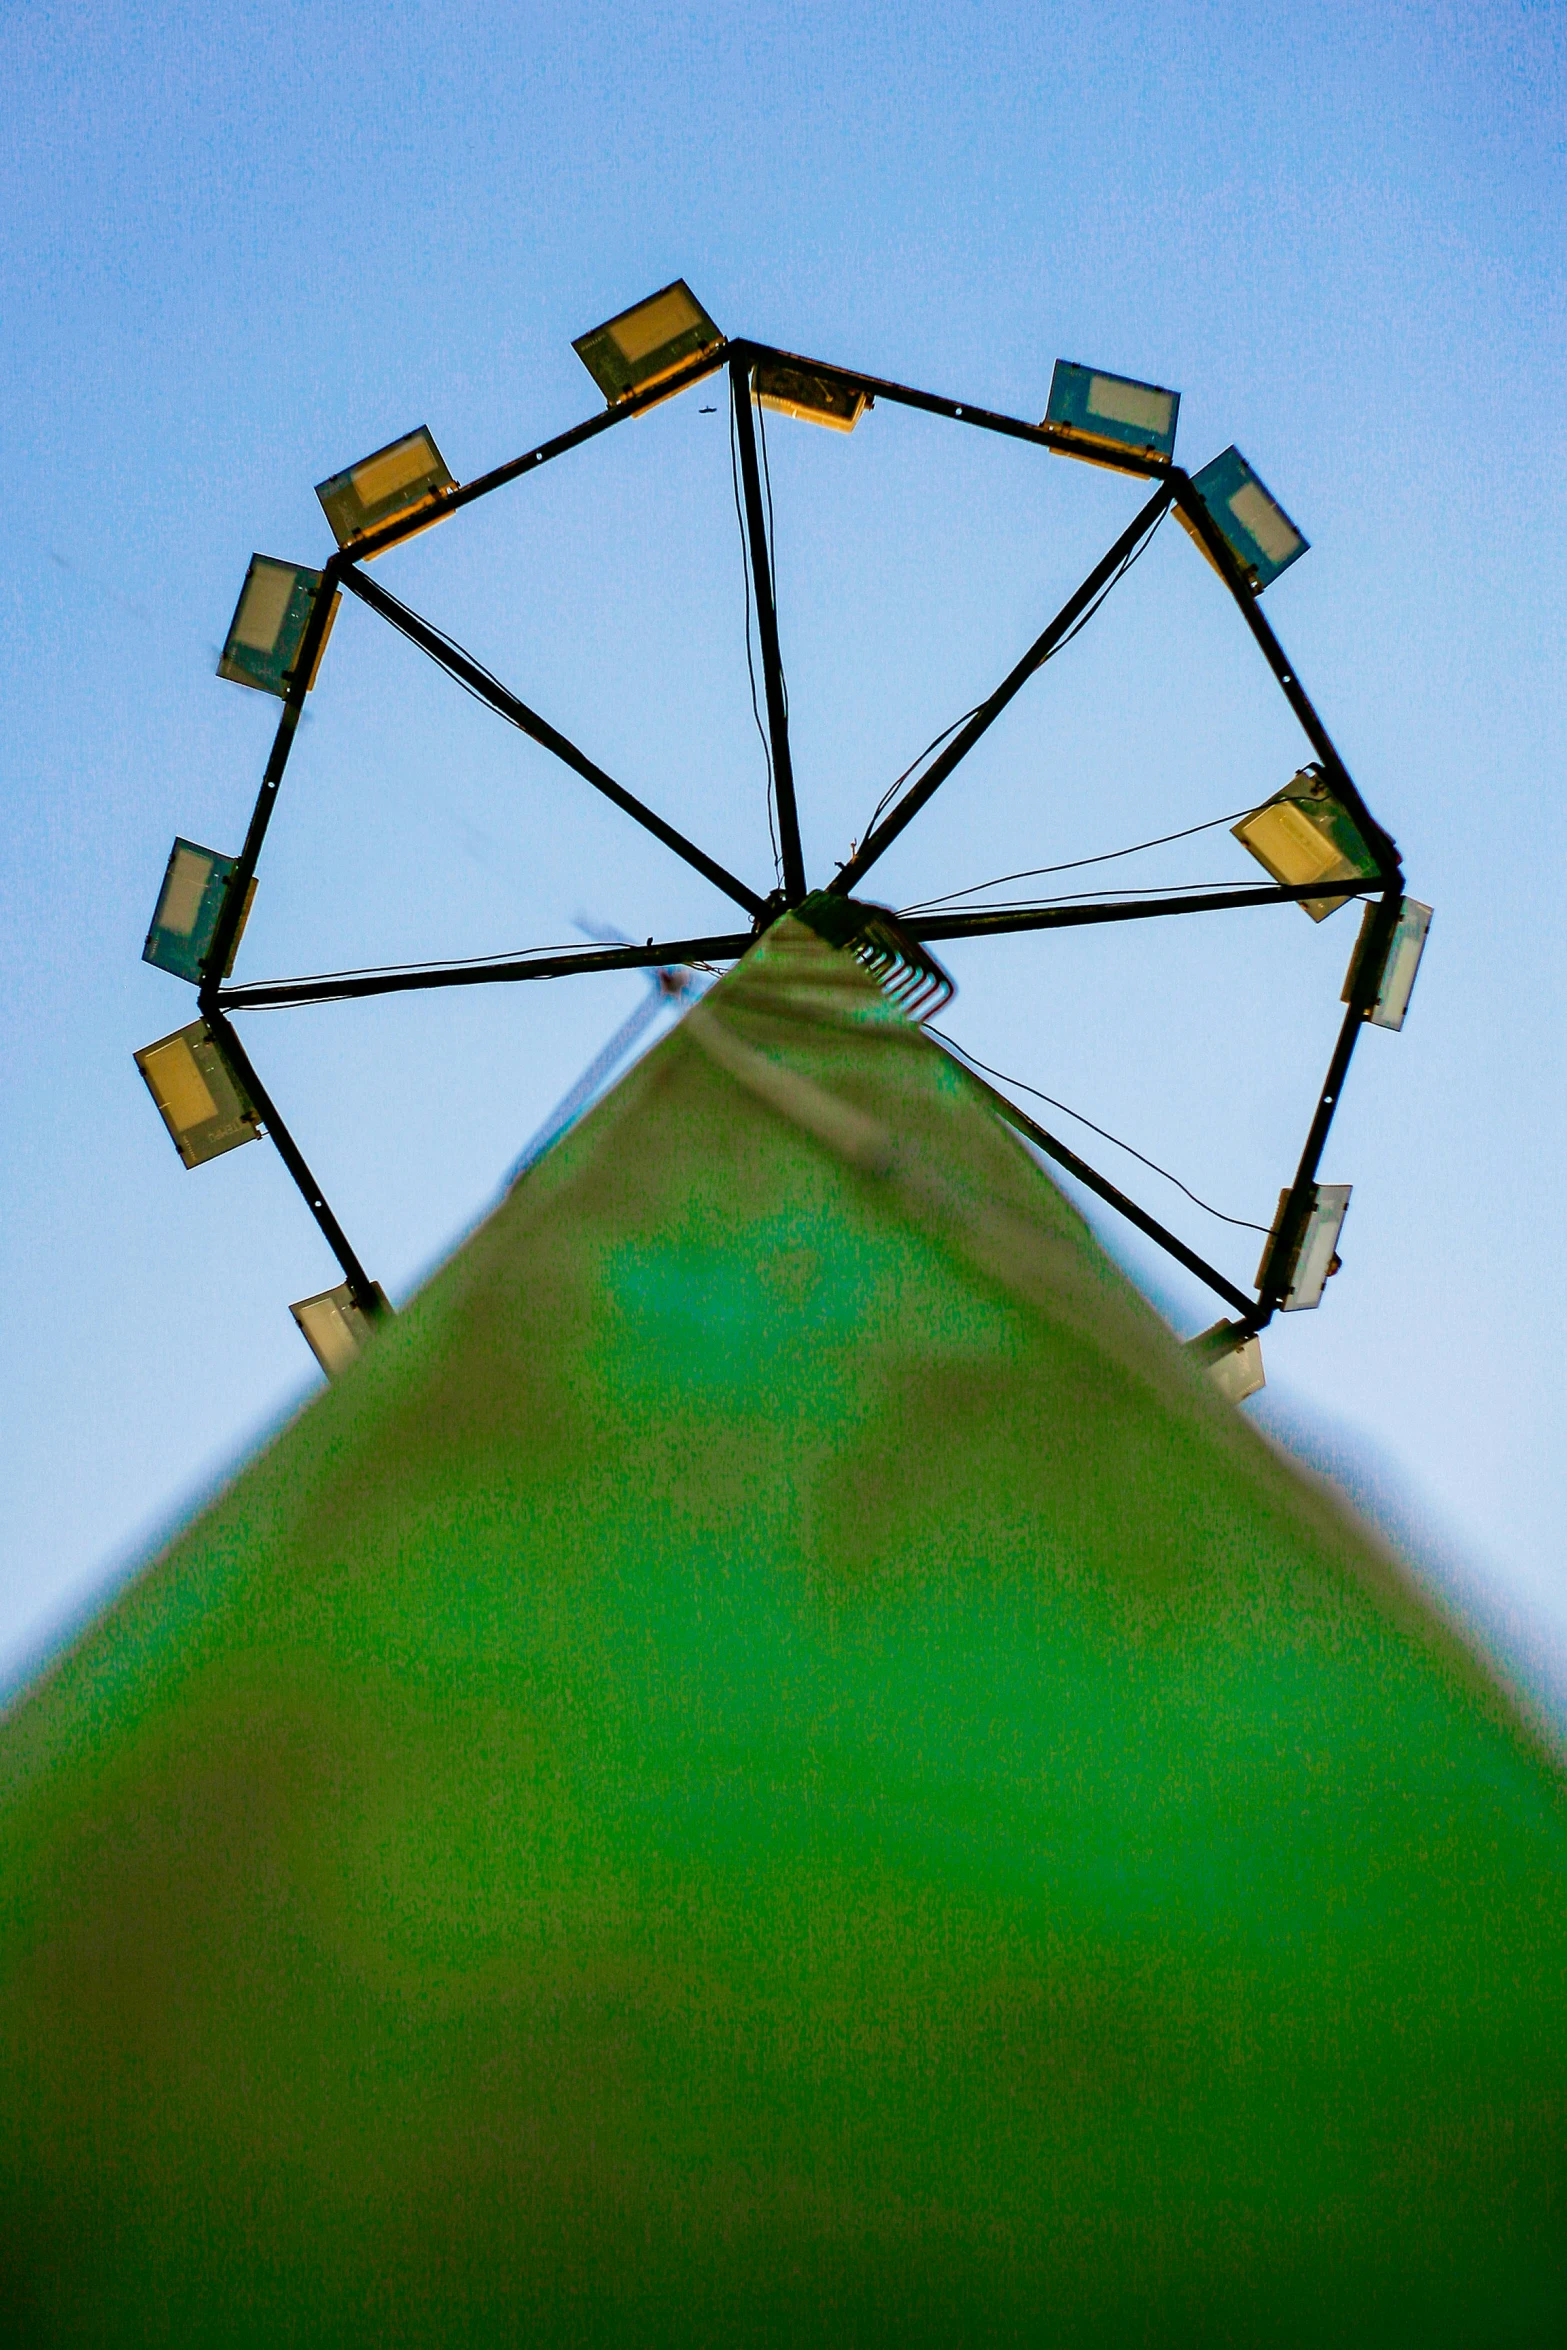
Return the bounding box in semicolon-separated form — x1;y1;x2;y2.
1232;767;1377;919
1343;897;1432;1030
218;557;337;697
753;360;869;432
316;426;454;548
290;1280;386;1379
134;1020;261;1168
1190;1319;1266;1404
1185;447;1308;591
1044;359;1179;465
572;280;722;405
143;840;255;984
1258;1183;1352;1311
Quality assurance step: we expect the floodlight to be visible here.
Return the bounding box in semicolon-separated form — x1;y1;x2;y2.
1232;765;1378;920
1258;1183;1351;1312
290;1280;389;1379
1343;897;1432;1031
1189;1319;1265;1403
754;359;869;433
218;556;337;697
316;426;455;550
142;839;255;984
572;280;723;406
1044;360;1179;467
1182;447;1307;591
134;1019;262;1168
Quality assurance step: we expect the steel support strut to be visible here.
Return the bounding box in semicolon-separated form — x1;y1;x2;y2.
218;932;757;1012
203;1009;381;1314
1253;885;1405;1326
729;355;807;904
340;569;766;920
835;483;1174;895
905;878;1383;942
936;1048;1257;1320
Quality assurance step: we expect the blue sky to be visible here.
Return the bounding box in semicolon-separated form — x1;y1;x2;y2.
2;1;1563;1709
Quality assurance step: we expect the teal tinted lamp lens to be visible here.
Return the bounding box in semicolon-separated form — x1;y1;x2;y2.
218;557;337;697
143;839;255;984
316;426;454;549
1185;447;1308;591
290;1280;389;1378
753;360;869;433
1044;360;1179;465
1232;765;1378;920
572;280;723;405
1258;1183;1352;1311
1343;897;1433;1031
134;1020;262;1168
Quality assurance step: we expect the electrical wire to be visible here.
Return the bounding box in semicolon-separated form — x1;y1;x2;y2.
901;806;1262;914
856;500;1169;854
929;1028;1272;1233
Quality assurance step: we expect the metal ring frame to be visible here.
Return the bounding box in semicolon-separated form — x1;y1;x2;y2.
195;334;1406;1338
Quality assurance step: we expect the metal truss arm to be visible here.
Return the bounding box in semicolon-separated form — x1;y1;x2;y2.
340;568;767;920
835;482;1174;896
1167;471;1400;880
906;878;1381;943
935;1046;1257;1321
729;355;806;903
216;931;756;1012
204;1008;381;1314
344;345;735;562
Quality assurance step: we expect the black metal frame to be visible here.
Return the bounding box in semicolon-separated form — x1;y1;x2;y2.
195;331;1405;1335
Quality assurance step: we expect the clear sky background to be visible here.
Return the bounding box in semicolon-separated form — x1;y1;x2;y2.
2;2;1563;1715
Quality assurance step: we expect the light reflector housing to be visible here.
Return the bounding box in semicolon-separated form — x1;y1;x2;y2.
316;426;454;549
1044;359;1179;466
134;1019;262;1168
1232;766;1379;920
754;359;869;433
1182;447;1308;591
1343;897;1432;1030
290;1280;389;1379
218;557;337;697
1259;1183;1351;1311
142;840;255;984
572;280;722;406
1189;1319;1266;1403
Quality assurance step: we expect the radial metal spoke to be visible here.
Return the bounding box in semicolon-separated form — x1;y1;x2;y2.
835;483;1173;895
341;569;767;920
217;932;755;1012
905;879;1381;941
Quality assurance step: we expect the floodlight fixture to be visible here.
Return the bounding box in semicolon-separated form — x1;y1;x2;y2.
1189;1319;1266;1403
1259;1183;1351;1311
1232;766;1379;920
134;1019;262;1168
754;359;870;433
143;839;254;984
218;557;337;697
1344;897;1432;1031
316;426;455;550
1044;360;1179;468
290;1280;388;1378
572;280;723;406
1182;447;1307;592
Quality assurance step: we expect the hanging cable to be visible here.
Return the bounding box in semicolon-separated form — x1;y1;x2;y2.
901;804;1262;915
930;1028;1271;1233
